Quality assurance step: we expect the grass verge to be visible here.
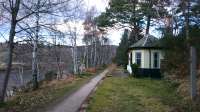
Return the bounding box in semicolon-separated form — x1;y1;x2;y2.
87;77;198;112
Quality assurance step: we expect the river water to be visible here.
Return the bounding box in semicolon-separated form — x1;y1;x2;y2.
0;70;44;90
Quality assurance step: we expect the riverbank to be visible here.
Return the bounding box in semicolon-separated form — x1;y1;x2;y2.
0;72;94;112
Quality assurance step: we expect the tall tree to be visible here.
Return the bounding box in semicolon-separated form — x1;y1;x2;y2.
0;0;21;102
83;7;99;67
160;0;200;100
32;0;40;90
183;0;197;100
68;25;78;74
0;0;72;102
115;29;129;66
96;0;168;46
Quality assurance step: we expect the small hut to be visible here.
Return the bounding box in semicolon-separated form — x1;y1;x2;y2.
127;35;164;78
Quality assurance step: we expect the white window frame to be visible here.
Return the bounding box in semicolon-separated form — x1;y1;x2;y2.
135;52;142;67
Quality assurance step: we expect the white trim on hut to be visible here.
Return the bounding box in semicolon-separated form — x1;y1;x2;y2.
130;50;164;69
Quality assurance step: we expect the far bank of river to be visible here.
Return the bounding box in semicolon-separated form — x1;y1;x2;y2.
0;70;44;91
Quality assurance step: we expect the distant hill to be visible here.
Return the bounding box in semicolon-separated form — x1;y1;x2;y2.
0;43;117;72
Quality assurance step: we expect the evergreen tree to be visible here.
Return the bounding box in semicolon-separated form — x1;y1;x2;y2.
95;0;144;43
115;29;129;66
95;0;168;45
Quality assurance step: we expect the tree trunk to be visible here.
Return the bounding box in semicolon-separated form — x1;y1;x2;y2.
84;44;89;68
56;50;62;79
56;58;62;79
93;38;97;67
0;38;15;102
18;66;24;86
0;0;20;102
184;0;197;100
90;43;93;67
32;0;40;90
53;37;62;79
146;15;151;35
72;32;77;74
32;37;39;90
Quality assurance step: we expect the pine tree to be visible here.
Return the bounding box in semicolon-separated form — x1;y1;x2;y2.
115;29;129;67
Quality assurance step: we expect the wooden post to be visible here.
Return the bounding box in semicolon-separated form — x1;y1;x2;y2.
190;46;197;100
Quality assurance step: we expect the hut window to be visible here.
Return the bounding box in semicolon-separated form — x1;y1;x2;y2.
135;52;141;67
130;52;132;64
153;52;159;68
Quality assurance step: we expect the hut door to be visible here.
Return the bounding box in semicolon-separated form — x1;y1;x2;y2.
130;52;132;64
153;52;159;68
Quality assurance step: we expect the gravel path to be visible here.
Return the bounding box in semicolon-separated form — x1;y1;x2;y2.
46;69;110;112
112;68;129;77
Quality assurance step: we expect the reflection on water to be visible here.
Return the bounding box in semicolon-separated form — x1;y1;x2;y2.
0;70;44;90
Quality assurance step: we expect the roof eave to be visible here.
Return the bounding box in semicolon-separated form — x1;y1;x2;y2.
128;47;164;50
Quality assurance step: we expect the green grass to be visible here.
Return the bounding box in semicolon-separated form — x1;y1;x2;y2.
0;74;94;112
87;77;192;112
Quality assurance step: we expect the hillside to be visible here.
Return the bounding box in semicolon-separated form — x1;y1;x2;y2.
0;43;117;89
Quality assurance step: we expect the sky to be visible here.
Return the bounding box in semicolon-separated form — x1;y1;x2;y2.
85;0;108;12
57;0;123;45
65;0;160;46
82;0;123;45
0;0;164;46
0;0;123;45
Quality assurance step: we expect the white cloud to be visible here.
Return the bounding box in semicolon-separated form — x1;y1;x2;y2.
107;29;124;45
85;0;108;12
56;20;85;45
83;0;122;45
56;0;122;46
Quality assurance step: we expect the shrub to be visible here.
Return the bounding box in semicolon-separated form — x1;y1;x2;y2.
131;63;139;77
160;26;200;78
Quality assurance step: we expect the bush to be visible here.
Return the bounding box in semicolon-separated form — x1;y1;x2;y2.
45;71;57;81
131;63;139;77
160;26;200;78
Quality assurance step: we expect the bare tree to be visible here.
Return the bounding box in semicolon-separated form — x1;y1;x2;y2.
59;0;84;74
83;7;99;68
0;0;73;102
0;0;21;102
51;30;65;79
67;24;78;74
32;0;40;90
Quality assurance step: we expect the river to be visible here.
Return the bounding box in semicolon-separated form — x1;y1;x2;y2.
0;70;45;91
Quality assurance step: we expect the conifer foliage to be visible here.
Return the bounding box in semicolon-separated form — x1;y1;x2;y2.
115;29;129;67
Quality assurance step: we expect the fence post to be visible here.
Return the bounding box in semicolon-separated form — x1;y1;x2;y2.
190;46;197;100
